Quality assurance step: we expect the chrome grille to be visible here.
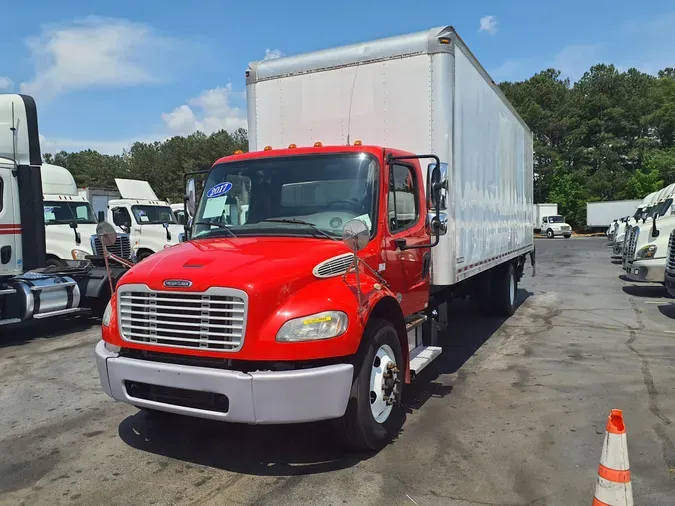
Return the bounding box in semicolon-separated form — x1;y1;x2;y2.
92;235;132;259
667;230;675;273
118;285;247;352
620;225;632;261
624;226;640;266
313;253;355;278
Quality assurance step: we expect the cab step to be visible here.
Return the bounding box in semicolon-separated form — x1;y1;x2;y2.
409;345;442;376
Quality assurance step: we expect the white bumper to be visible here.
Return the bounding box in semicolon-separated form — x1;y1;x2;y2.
624;258;666;283
95;340;354;424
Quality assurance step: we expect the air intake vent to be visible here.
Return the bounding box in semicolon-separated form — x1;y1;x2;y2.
313;253;355;278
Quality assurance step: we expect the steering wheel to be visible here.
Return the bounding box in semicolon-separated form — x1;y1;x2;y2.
327;199;363;213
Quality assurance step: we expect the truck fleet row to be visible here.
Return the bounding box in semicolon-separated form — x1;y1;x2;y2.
90;26;536;449
606;183;675;293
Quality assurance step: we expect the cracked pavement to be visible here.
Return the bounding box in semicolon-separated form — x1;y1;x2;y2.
0;237;674;505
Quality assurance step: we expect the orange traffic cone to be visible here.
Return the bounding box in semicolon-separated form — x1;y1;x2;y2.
592;409;634;506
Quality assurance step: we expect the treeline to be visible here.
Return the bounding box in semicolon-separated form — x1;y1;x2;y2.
44;65;675;227
500;65;675;227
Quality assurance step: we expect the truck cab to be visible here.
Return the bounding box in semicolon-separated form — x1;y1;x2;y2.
541;215;572;238
41;163;132;267
107;179;183;261
613;191;659;256
622;183;675;283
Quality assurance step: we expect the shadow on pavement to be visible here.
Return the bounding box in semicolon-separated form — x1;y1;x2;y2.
658;303;675;319
118;288;533;473
622;285;669;298
0;315;97;349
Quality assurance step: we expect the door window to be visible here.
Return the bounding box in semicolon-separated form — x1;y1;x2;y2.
388;164;419;233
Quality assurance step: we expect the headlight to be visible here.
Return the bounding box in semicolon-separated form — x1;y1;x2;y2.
102;301;113;327
71;249;90;260
636;245;657;259
276;311;348;342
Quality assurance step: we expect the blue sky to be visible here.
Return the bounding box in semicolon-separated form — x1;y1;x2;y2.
2;1;674;155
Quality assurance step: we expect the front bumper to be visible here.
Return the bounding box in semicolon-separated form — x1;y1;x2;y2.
95;340;354;424
624;258;666;283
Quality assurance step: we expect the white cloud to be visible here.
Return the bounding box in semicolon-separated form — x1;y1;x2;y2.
552;44;599;81
161;84;247;136
263;48;284;60
0;77;12;90
479;15;499;35
20;16;180;99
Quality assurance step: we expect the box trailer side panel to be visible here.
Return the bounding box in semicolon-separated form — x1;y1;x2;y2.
586;200;640;227
453;44;534;282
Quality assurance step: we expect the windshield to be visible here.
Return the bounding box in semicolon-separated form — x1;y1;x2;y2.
654;198;673;217
193;153;379;240
131;205;177;225
548;216;564;223
44;201;97;225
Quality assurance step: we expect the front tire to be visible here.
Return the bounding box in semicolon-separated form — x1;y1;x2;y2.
136;251;154;262
546;229;554;239
564;234;571;239
334;319;403;451
45;257;67;269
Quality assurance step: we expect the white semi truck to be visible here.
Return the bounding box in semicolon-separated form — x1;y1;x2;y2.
612;191;659;256
42;163;132;267
107;179;184;261
621;183;675;283
0;93;128;323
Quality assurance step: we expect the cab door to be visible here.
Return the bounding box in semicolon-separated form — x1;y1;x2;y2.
0;163;22;275
380;160;430;316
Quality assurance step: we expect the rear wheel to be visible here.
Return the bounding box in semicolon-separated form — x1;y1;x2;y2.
546;229;554;239
492;263;518;317
334;319;403;451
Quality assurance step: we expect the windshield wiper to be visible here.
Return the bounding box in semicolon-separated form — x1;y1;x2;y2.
193;221;238;238
262;218;338;240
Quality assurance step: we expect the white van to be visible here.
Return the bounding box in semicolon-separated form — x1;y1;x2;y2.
41;164;132;267
107;179;184;261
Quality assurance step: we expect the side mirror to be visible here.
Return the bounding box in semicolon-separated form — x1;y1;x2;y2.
162;222;169;229
342;219;369;252
185;178;197;217
427;162;449;210
69;220;78;230
97;211;105;223
652;215;660;238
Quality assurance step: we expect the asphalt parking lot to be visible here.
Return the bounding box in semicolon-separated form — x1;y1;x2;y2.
1;237;674;505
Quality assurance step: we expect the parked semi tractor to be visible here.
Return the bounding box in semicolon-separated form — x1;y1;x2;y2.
621;183;675;282
107;179;184;261
613;191;659;256
0;94;128;323
95;26;535;450
42;163;133;267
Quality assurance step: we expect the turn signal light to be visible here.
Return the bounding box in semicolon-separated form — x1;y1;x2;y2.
353;140;363;146
264;145;272;151
314;141;323;147
288;143;297;149
233;149;243;155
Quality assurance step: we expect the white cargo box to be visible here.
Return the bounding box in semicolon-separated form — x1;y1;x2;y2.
246;26;534;286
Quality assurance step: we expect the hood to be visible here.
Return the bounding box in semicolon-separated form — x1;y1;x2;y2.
118;236;354;295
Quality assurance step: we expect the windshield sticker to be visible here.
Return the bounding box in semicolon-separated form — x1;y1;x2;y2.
44;207;54;213
138;209;146;216
140;215;150;222
207;182;233;198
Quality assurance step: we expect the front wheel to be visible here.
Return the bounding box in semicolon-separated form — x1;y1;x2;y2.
564;234;571;239
334;319;403;451
546;229;554;239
